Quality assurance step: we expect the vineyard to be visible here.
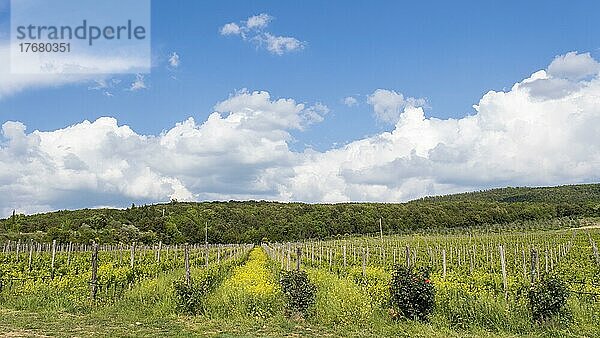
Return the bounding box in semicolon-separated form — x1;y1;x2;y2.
0;241;251;310
0;222;599;337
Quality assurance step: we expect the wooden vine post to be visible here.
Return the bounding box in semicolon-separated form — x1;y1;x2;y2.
362;247;366;277
205;221;209;268
287;245;291;270
521;249;526;278
184;244;190;285
28;239;33;272
51;240;57;279
67;242;72;266
544;249;549;273
442;249;447;279
530;249;538;284
296;247;302;271
589;234;600;266
499;245;508;300
90;243;99;299
118;243;123;265
130;242;135;269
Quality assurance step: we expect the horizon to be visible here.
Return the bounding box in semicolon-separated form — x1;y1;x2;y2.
6;182;598;219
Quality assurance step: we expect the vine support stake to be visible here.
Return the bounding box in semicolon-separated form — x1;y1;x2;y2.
130;242;135;269
379;218;383;244
28;240;33;272
205;221;209;268
530;249;538;284
499;245;508;300
362;247;366;277
157;241;162;263
185;244;190;286
442;249;447;280
296;247;302;271
589;234;600;266
51;239;56;280
90;243;98;300
67;242;72;266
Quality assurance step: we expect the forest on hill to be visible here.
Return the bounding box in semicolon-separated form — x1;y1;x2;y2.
2;183;599;244
419;183;600;204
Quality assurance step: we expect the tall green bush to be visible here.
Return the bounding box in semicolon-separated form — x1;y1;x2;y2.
173;267;221;315
389;265;435;321
528;274;569;322
280;270;317;318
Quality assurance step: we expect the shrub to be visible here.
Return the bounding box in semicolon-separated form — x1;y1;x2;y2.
528;274;569;322
389;265;435;321
280;270;317;317
173;280;203;315
173;271;217;315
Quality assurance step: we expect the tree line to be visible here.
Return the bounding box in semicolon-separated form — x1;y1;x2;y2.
2;184;599;244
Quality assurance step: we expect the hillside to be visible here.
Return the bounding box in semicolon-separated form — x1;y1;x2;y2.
418;183;600;204
2;183;599;244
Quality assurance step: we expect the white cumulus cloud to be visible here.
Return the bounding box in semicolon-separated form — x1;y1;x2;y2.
168;52;180;68
220;14;305;55
246;13;272;30
367;89;426;124
547;51;600;80
220;22;242;36
343;96;358;107
0;90;327;215
2;52;600;215
283;52;600;202
129;74;147;91
258;33;305;56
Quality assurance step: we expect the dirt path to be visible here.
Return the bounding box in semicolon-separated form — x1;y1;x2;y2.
576;225;600;230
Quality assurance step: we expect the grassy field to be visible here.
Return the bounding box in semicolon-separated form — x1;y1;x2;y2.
0;225;599;337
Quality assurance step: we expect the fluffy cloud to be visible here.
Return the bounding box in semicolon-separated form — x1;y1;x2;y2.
520;52;600;99
0;117;195;215
284;52;600;202
367;89;426;124
220;14;305;55
547;51;600;80
258;33;305;56
246;13;272;30
168;52;180;68
88;78;121;97
343;96;358;107
0;90;327;215
220;23;242;36
129;74;147;91
3;52;600;215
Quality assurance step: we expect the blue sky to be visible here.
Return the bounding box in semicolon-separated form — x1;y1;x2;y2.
1;0;600;214
1;1;598;149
